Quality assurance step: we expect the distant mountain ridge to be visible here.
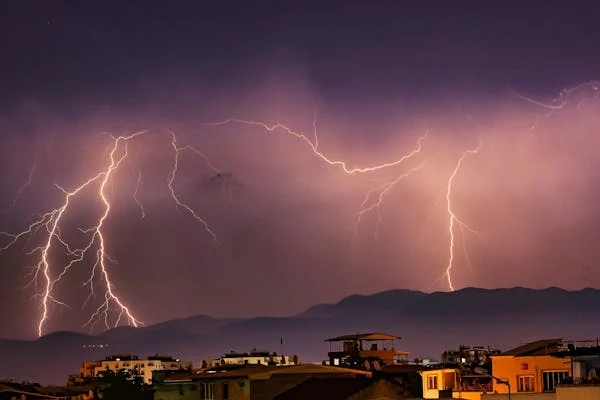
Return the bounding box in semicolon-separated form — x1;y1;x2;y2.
1;286;599;385
298;287;600;319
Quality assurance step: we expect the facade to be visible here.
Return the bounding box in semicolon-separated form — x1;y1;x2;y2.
205;349;298;368
325;332;410;370
420;368;492;399
482;384;600;400
421;368;456;399
490;339;570;395
80;354;192;384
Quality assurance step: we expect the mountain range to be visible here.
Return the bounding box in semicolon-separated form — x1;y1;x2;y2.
1;287;599;385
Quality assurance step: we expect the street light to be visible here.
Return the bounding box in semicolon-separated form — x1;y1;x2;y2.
474;367;511;400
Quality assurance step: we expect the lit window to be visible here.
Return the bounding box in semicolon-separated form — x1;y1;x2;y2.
518;375;535;392
201;382;215;400
427;375;438;390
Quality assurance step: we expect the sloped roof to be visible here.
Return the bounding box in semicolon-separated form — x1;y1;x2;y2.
273;376;373;400
325;332;400;341
188;364;372;380
0;387;60;400
500;339;563;356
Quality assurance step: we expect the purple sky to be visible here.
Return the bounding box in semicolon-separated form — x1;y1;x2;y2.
1;1;600;339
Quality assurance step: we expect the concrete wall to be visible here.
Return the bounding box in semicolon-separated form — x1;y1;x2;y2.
482;393;556;400
422;369;456;399
557;384;600;400
491;355;570;393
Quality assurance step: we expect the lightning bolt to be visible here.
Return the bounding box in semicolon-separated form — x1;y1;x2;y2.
353;163;427;240
514;80;600;110
1;129;225;336
1;145;39;213
168;133;219;243
132;164;146;219
204;119;427;175
443;140;482;291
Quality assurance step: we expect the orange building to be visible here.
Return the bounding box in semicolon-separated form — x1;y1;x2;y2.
490;339;570;394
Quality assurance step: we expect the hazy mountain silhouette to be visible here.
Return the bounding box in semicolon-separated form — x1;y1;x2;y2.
1;287;599;385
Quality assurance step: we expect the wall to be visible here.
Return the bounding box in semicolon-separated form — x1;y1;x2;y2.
452;391;483;400
422;369;456;399
491;355;570;393
212;378;249;400
154;382;200;400
556;384;600;400
482;394;556;400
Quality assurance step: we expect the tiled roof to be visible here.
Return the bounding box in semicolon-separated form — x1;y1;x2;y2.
500;339;563;356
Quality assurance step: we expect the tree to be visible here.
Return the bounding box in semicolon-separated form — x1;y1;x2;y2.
96;369;152;400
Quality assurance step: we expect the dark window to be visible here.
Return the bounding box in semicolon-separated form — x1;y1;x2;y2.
542;371;568;392
223;383;229;400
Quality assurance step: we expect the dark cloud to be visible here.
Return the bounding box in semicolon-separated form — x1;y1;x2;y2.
1;1;600;339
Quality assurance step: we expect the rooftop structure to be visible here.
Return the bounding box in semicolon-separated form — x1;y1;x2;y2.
203;348;299;369
325;332;410;370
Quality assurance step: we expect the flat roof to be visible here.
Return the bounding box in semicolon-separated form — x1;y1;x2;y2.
325;333;400;342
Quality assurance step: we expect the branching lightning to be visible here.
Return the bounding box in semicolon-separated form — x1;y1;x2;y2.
0;130;224;336
11;92;584;337
353;163;426;240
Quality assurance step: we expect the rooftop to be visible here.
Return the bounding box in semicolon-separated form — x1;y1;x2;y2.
499;338;563;356
165;364;373;382
325;333;400;342
273;376;373;400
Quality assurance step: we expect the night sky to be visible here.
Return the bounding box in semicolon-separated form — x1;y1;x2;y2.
1;1;600;339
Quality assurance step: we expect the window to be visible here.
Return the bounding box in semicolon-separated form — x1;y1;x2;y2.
223;383;229;400
427;375;438;390
542;371;568;392
518;375;535;392
201;382;215;400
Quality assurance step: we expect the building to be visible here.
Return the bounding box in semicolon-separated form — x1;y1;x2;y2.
204;349;299;369
420;367;493;399
325;332;410;370
442;346;501;367
153;363;373;400
489;339;571;395
80;353;192;384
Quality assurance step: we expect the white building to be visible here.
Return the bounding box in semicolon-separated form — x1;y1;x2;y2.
206;349;298;368
92;354;192;384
